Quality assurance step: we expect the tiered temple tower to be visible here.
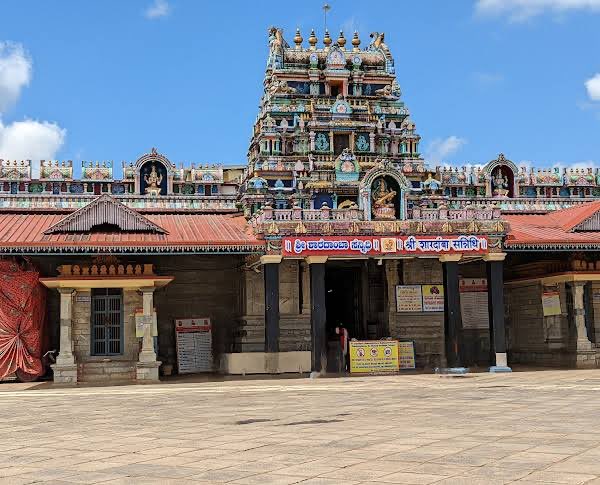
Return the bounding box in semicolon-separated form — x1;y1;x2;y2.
242;28;426;220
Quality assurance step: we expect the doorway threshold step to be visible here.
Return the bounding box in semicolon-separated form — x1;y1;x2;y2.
435;367;469;376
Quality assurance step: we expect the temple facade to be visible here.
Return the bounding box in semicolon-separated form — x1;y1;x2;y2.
1;27;600;384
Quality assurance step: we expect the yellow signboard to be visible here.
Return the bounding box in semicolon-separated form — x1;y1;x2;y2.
398;341;416;369
542;290;561;316
422;285;444;312
349;340;399;374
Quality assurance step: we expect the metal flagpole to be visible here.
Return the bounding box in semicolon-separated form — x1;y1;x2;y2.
323;3;331;34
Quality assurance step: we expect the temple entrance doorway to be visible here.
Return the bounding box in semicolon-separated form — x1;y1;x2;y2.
323;261;387;372
325;261;375;373
325;263;363;340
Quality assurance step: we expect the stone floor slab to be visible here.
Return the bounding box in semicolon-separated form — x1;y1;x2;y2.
3;370;600;484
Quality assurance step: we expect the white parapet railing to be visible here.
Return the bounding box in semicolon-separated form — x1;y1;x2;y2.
0;194;239;211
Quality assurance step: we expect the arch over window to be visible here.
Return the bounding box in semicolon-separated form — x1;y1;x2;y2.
139;160;168;196
360;159;411;190
359;160;410;220
483;153;518;198
133;148;176;195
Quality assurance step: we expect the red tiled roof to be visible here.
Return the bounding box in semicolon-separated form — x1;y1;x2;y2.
505;201;600;248
0;213;263;253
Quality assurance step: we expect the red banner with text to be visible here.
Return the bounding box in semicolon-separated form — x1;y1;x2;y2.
282;235;489;257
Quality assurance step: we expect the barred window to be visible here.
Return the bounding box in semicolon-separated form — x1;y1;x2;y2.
91;288;123;356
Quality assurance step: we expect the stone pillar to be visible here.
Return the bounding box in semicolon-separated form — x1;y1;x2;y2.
360;261;369;338
301;260;311;314
261;255;282;353
308;256;327;374
570;282;593;353
136;287;160;382
369;133;375;152
52;288;78;385
485;253;511;372
440;254;464;370
385;260;400;338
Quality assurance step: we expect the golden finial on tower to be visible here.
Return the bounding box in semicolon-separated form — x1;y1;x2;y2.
352;31;360;51
308;29;317;50
337;30;346;49
294;28;303;49
323;29;332;48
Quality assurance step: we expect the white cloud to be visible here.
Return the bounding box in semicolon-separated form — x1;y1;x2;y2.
425;136;467;164
519;160;534;171
475;0;600;21
585;73;600;101
553;159;597;170
0;42;32;112
473;71;504;86
144;0;170;19
0;41;66;161
0;118;65;161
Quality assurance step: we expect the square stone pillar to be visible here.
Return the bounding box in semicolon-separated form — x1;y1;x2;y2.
570;282;593;349
136;287;161;382
484;253;511;373
440;254;465;371
51;288;78;385
301;260;311;314
261;255;282;354
385;259;400;337
307;256;327;375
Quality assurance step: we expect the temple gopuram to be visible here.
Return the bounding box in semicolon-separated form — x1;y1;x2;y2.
2;27;600;385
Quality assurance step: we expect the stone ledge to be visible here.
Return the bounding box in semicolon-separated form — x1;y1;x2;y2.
136;361;161;382
51;363;78;386
220;351;311;375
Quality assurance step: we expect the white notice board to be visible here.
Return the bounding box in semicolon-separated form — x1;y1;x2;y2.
459;278;490;329
396;285;423;312
175;318;213;373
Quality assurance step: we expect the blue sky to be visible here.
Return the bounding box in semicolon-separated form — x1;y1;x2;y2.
1;0;599;178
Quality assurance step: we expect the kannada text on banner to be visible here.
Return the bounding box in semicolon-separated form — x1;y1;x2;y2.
283;235;488;257
349;341;400;374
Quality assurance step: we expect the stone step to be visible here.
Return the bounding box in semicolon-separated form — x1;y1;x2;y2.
80;371;135;382
80;361;137;382
82;362;136;374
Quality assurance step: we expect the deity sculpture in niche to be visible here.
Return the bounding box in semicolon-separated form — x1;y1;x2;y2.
355;134;369;152
144;164;163;196
335;148;359;182
492;166;509;197
339;149;355;172
315;133;330;151
372;178;397;220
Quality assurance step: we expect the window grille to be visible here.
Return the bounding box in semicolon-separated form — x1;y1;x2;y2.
91;288;123;356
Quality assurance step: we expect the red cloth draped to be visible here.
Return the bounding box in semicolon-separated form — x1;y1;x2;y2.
0;261;46;379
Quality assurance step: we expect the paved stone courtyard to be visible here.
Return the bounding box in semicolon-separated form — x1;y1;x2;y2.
3;370;600;484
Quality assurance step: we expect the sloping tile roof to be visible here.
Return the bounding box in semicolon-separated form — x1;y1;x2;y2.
44;194;167;234
505;200;600;249
0;213;263;253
